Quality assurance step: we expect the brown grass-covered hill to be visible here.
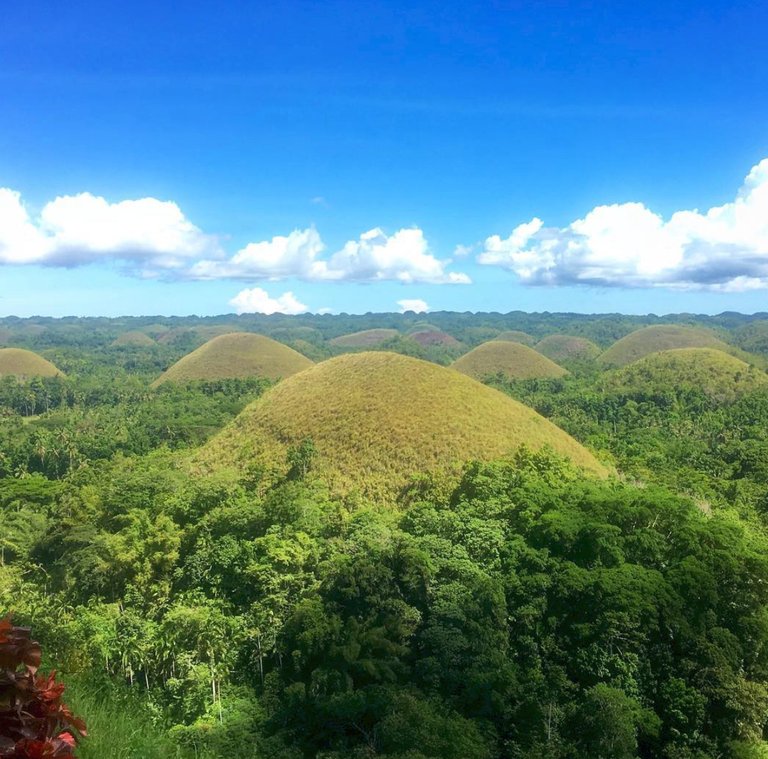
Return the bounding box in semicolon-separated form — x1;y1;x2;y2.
152;333;313;387
330;329;399;348
452;341;568;381
111;331;157;348
599;325;733;367
409;330;462;348
195;352;608;499
494;330;536;346
605;348;768;402
0;348;63;379
536;335;601;362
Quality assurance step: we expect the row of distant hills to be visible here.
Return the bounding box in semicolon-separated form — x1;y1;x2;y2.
3;311;768;500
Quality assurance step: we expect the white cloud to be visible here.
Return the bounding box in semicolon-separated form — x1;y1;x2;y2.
229;287;308;315
192;226;470;285
477;158;768;291
191;227;326;280
397;298;429;313
0;189;470;286
0;190;220;273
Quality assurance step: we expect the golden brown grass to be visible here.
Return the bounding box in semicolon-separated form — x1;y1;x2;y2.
452;341;567;380
195;352;607;500
536;335;600;362
598;325;733;367
605;348;768;401
330;328;400;348
152;332;313;386
0;348;63;379
494;330;535;346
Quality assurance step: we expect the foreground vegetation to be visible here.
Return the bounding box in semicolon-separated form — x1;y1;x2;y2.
3;311;768;757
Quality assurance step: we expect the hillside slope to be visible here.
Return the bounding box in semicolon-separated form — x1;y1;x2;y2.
599;325;733;367
197;352;607;498
452;341;567;381
606;348;768;401
0;348;63;379
536;335;600;362
330;329;399;348
152;332;312;386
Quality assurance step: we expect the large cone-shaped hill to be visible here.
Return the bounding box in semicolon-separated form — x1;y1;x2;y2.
330;329;399;348
537;335;600;362
196;352;607;498
0;348;63;379
606;348;768;401
599;325;732;367
452;341;567;381
152;333;313;386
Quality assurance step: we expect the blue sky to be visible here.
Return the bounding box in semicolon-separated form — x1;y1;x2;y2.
1;0;768;317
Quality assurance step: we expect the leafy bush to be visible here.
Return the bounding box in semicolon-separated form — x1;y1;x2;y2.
0;616;85;757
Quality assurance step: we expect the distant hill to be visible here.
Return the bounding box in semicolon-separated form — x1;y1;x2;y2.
452;341;567;381
409;329;462;348
152;333;312;386
599;325;735;367
330;328;399;348
111;331;156;347
405;322;441;334
495;330;536;346
536;335;600;362
606;348;768;402
196;352;607;498
0;348;63;379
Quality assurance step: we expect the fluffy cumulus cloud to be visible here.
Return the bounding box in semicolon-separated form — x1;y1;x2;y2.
397;298;429;313
229;287;308;315
0;189;470;286
192;226;470;285
0;190;220;274
478;158;768;291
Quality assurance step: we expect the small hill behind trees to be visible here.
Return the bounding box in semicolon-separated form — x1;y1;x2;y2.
152;332;312;386
409;329;462;348
605;348;768;402
495;330;536;345
452;341;567;381
196;351;607;498
111;331;157;347
599;325;734;367
536;335;601;362
0;348;63;379
330;328;399;348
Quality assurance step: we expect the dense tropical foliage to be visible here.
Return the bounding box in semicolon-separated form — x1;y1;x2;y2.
3;312;768;757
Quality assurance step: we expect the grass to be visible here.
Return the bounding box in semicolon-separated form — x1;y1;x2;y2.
65;678;184;759
196;352;608;499
0;347;63;378
330;328;399;348
598;325;735;367
452;341;567;381
494;330;535;345
409;329;462;348
111;330;157;347
605;347;768;401
536;335;600;362
152;333;313;386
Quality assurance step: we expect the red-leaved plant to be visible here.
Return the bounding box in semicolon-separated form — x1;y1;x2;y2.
0;616;86;758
